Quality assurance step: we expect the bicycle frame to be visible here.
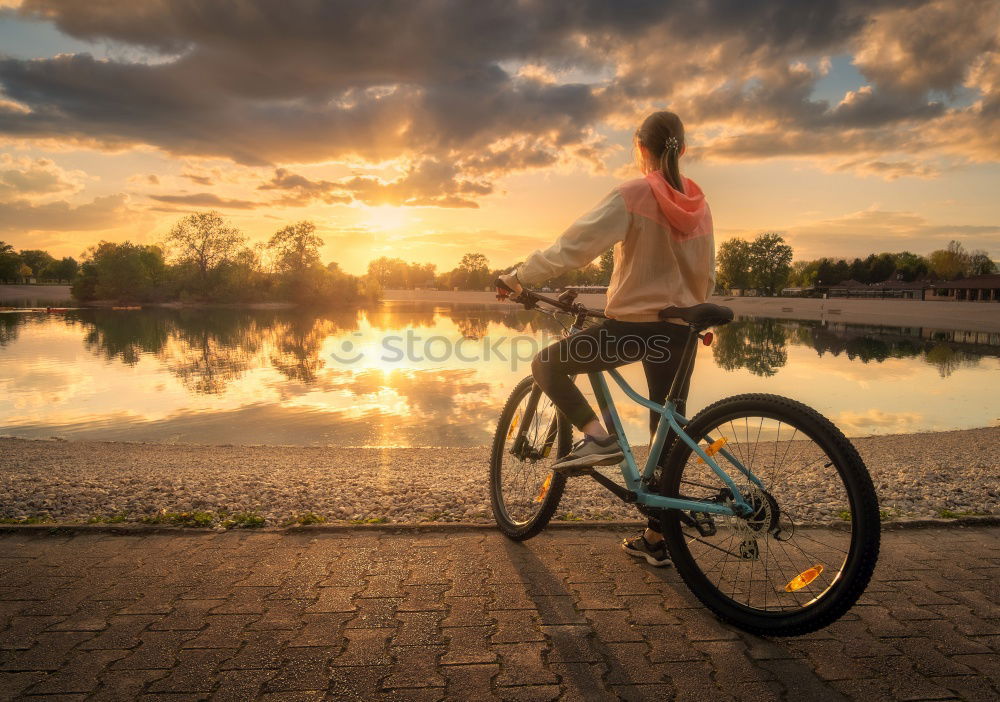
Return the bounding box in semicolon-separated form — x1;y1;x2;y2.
576;322;763;519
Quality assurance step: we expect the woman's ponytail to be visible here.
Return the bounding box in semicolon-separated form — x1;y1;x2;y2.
637;111;686;195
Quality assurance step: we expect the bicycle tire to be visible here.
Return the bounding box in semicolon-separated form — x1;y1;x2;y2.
489;376;572;540
659;393;880;636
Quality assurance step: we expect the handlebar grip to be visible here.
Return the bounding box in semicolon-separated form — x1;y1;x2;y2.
494;277;514;301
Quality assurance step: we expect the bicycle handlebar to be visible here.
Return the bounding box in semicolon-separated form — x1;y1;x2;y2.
494;277;607;319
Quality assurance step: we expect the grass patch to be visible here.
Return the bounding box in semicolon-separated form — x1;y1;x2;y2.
282;512;326;526
220;512;266;529
349;516;390;525
141;511;216;528
87;513;129;524
879;509;895;522
555;512;584;522
836;510;851;522
0;515;52;525
421;511;448;522
936;508;991;519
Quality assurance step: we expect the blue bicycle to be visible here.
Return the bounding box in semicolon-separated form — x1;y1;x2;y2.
490;286;880;636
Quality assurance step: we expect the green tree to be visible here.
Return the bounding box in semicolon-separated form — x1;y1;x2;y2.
18;249;55;278
456;252;490;290
268;221;322;274
893;251;929;281
45;257;78;283
716;238;753;293
72;242;167;302
166;212;246;293
966;250;996;276
748;232;793;296
0;241;21;283
928;240;969;280
598;248;614;285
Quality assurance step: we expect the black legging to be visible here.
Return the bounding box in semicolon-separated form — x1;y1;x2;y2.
531;318;695;532
531;318;694;436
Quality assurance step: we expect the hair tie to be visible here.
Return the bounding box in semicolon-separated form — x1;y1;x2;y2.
664;136;679;153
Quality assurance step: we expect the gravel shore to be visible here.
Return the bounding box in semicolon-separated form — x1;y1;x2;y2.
1;426;997;526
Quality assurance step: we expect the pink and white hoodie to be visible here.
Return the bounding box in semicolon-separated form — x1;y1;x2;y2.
516;171;715;322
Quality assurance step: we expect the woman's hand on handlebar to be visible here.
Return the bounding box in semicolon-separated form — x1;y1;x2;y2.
496;272;523;300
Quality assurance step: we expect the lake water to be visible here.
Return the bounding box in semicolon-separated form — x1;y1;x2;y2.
1;300;997;446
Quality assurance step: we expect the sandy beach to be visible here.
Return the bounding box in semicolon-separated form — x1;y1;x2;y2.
1;426;996;526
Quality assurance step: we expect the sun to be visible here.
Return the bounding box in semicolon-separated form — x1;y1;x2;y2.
363;205;410;232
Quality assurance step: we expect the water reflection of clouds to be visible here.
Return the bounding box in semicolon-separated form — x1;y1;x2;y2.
0;305;997;445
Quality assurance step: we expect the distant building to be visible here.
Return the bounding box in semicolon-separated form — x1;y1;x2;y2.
926;274;1000;302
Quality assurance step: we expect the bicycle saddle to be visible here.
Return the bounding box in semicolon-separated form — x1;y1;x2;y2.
658;303;734;329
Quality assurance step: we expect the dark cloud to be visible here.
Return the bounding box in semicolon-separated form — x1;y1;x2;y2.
0;0;997;194
181;172;212;185
260;160;492;208
148;192;259;209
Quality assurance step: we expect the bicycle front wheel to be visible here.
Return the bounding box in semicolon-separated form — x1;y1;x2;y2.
489;376;572;540
659;393;880;636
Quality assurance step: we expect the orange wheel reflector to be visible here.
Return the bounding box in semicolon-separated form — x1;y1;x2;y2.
784;564;824;592
696;436;727;463
507;411;521;439
534;474;553;504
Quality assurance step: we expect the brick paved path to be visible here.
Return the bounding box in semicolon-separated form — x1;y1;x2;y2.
1;527;998;701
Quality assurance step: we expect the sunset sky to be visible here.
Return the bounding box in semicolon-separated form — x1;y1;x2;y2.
0;0;998;275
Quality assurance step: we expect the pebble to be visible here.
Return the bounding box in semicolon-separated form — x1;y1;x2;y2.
0;427;996;524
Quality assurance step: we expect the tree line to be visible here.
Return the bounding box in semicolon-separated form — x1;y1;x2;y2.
716;235;995;295
3;212;378;305
0;243;79;284
5;216;995;303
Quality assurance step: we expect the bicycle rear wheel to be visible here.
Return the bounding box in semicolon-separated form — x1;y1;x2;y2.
659;393;880;636
489;376;572;540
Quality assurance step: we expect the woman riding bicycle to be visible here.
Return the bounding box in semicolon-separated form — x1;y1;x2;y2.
498;110;715;566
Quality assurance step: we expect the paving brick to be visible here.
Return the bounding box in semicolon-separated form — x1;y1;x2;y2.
756;659;846;702
183;614;256;649
494;643;558;687
1;631;94;671
147;647;236;693
326;664;390;698
441;596;490;627
305;587;356;614
584;610;644;643
333;628;392;667
385;645;446;689
540;625;602;664
400;585;449;612
345;597;401;629
219;630;291;670
211;669;274;701
113;630;193;670
393;611;446;647
88;669;168;701
149;599;218;631
0;615;65;650
441;663;498;700
265;646;336;692
286;612;350;648
491;609;545;644
25;648;128;695
441;626;496;664
79;614;159;650
0;526;998;700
